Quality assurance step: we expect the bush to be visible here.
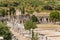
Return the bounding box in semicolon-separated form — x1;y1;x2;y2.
55;6;60;10
0;22;12;40
50;11;60;22
0;2;8;7
43;5;53;10
9;7;15;15
9;2;19;7
30;15;38;22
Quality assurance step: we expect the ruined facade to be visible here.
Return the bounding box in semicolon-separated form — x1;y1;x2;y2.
9;9;51;24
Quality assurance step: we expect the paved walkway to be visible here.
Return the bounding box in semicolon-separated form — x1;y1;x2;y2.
10;29;30;40
7;21;30;40
7;21;60;40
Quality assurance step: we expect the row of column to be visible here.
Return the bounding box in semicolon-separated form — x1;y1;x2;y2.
10;16;50;24
38;16;50;24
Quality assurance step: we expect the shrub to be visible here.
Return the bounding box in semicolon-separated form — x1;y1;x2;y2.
0;22;12;40
43;5;53;10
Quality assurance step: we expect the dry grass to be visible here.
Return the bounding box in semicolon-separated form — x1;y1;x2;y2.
37;23;60;29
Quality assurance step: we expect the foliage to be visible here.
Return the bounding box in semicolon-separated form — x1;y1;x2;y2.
45;0;57;9
31;30;34;40
24;20;37;30
0;2;8;7
50;11;60;22
31;30;38;40
0;0;60;15
9;2;19;7
34;33;38;40
24;20;37;40
55;6;60;10
30;15;38;22
0;22;12;40
0;9;8;17
9;7;15;15
43;5;53;10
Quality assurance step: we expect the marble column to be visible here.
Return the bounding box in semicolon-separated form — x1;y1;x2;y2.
47;18;50;23
37;17;42;23
40;18;42;23
7;11;10;21
42;17;47;23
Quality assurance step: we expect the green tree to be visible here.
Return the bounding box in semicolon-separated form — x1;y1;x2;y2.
50;11;60;22
30;15;38;22
0;9;7;17
34;33;38;40
9;7;15;15
0;22;12;40
31;30;38;40
24;20;37;30
46;0;57;10
0;1;8;7
24;20;37;40
43;5;53;10
31;30;34;40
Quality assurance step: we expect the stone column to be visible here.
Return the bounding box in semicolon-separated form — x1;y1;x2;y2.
37;17;42;23
7;8;10;21
40;18;42;23
47;18;50;23
42;17;47;23
37;17;40;23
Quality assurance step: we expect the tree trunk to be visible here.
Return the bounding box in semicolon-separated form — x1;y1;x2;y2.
31;29;34;40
